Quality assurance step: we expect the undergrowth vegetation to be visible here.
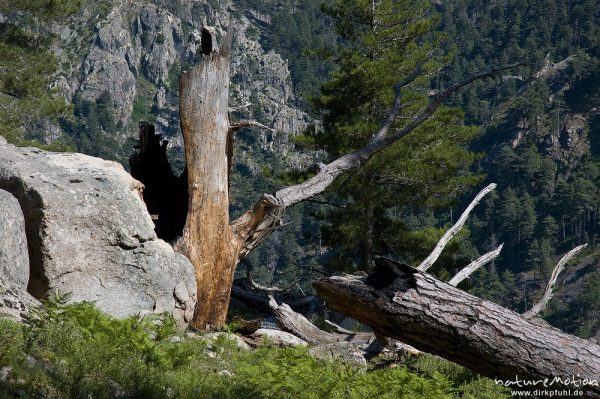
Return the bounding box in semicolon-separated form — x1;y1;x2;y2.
0;299;509;398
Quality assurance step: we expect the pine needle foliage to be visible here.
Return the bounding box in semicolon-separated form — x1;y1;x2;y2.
0;0;81;148
297;0;482;272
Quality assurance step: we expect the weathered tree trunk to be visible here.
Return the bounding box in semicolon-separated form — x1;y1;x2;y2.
176;24;240;330
314;258;600;397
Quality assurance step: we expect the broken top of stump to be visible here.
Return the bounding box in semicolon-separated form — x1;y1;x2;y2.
201;27;217;55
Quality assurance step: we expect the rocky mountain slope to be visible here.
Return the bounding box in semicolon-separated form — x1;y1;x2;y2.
52;0;310;164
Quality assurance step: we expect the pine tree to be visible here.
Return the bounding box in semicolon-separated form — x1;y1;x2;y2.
300;0;482;272
0;0;81;146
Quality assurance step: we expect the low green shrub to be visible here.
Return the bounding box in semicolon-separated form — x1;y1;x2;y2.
0;300;510;399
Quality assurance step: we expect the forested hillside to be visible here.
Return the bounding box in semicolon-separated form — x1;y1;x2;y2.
438;0;600;338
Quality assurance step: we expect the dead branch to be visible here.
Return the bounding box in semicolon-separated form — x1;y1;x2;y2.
231;194;286;259
448;243;504;286
243;259;300;293
268;296;419;361
273;64;524;208
268;295;338;345
325;319;356;334
231;285;316;309
229;120;275;133
235;64;524;256
522;243;588;319
417;183;496;272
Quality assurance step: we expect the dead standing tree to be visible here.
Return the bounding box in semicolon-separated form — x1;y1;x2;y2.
131;23;524;329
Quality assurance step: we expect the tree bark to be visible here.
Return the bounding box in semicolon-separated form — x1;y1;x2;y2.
314;258;600;397
177;23;240;330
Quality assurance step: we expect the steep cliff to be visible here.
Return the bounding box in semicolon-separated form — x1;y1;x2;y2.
52;0;309;163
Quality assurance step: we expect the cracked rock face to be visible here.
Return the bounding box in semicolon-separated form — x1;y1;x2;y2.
0;189;29;289
0;141;196;328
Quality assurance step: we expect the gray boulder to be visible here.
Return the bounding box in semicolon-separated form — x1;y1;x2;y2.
0;276;40;322
0;189;29;288
0;141;196;328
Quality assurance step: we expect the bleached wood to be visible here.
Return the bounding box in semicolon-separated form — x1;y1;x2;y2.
177;21;237;330
268;296;419;360
522;244;588;319
175;30;522;329
237;65;525;255
273;64;523;208
417;183;496;272
448;243;504;286
229;120;275;133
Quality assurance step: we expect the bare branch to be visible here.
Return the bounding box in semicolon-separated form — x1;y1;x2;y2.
269;295;338;345
275;63;524;207
269;296;420;361
231;194;286;259
325;319;356;334
522;244;588;319
232;64;524;259
229;102;252;112
229;120;276;133
244;259;300;293
373;68;421;142
417;183;497;272
448;243;504;286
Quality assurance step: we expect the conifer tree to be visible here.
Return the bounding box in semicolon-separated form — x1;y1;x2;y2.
0;0;81;146
304;0;482;272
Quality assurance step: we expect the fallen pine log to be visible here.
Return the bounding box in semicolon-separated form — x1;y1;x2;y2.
313;257;600;397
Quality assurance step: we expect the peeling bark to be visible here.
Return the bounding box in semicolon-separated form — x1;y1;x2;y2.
314;258;600;397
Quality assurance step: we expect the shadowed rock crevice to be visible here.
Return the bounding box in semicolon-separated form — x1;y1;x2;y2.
0;176;49;299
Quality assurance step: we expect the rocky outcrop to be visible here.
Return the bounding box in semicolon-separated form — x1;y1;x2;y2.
76;7;138;125
0;189;29;289
0;140;196;328
53;0;309;157
134;5;183;85
545;113;589;167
